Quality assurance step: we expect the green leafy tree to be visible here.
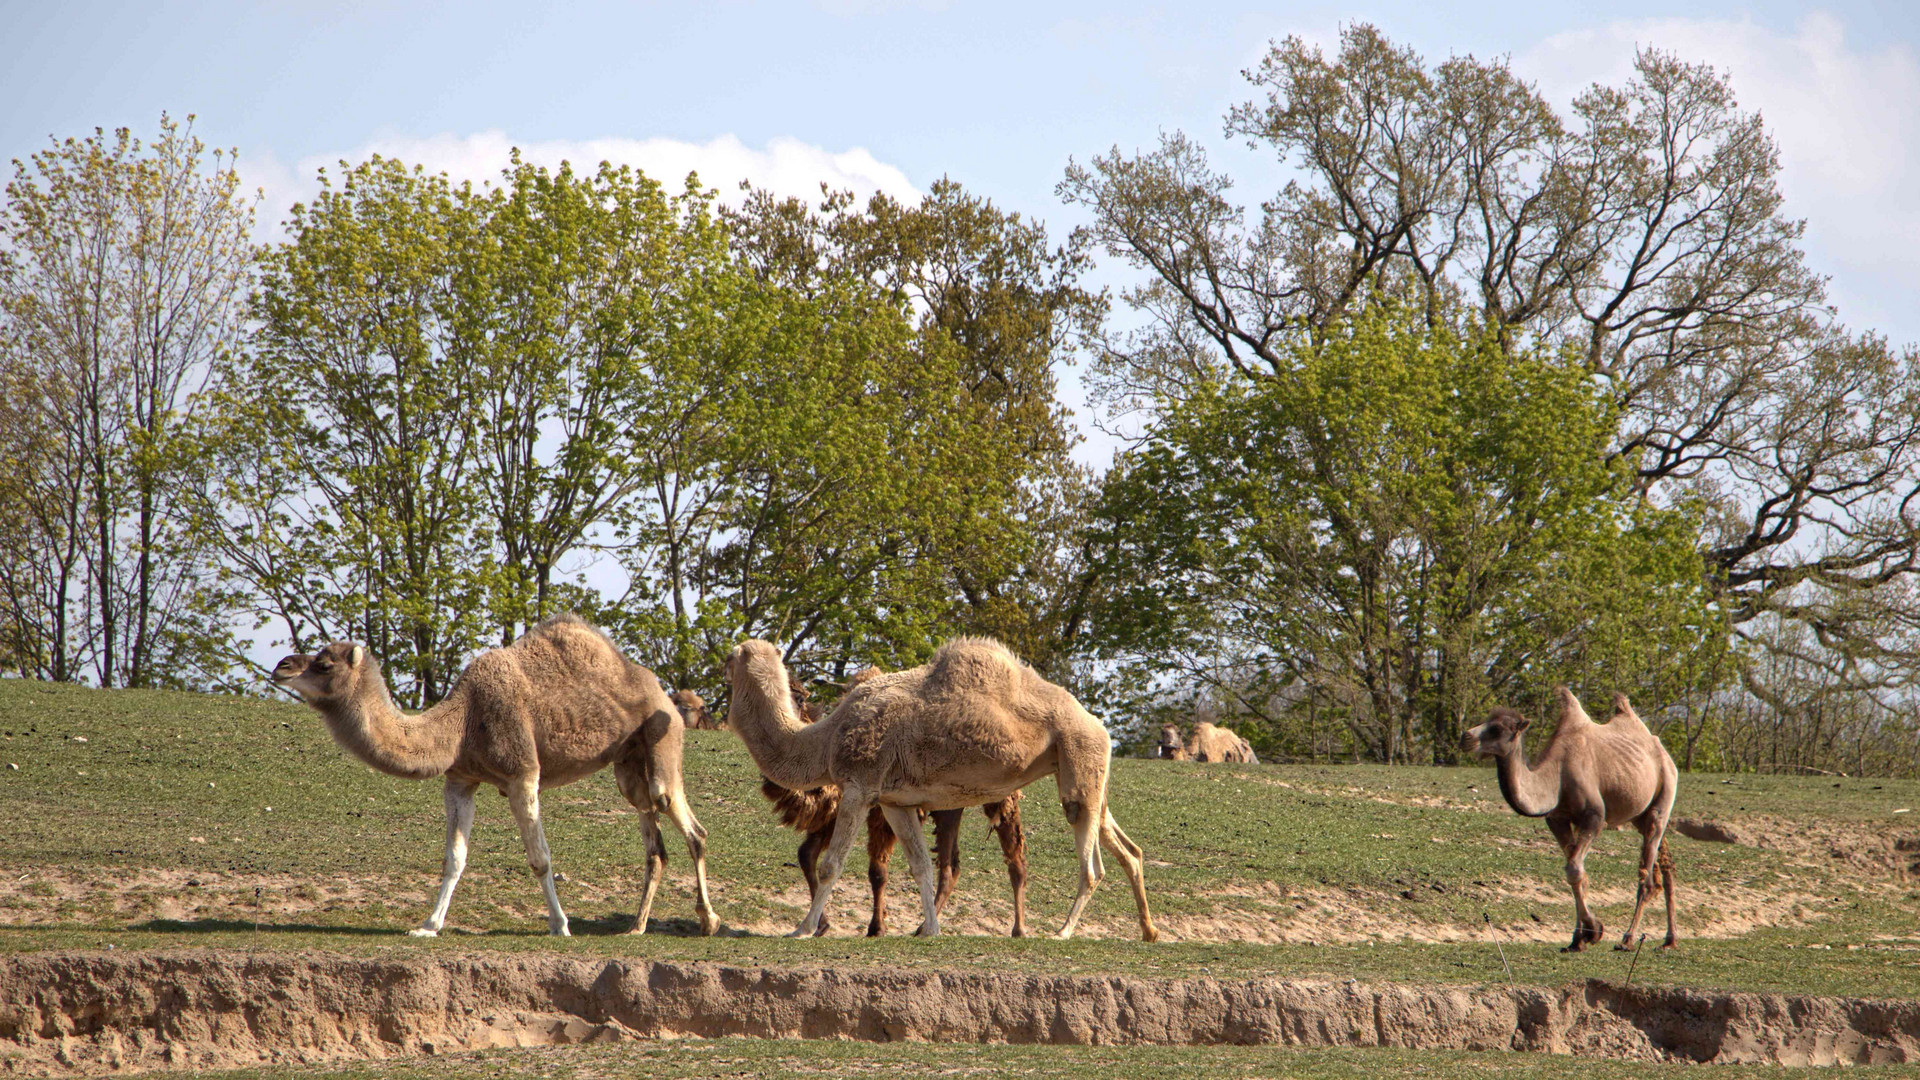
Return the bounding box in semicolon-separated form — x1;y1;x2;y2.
0;115;253;687
1089;308;1721;761
208;157;491;704
1061;24;1920;737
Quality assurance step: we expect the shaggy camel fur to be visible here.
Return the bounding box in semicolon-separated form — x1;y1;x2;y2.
1462;688;1679;952
761;667;1030;936
671;689;720;730
725;637;1155;940
1157;722;1258;763
272;614;717;938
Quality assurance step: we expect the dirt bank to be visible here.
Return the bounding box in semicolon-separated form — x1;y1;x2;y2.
1;951;1914;1075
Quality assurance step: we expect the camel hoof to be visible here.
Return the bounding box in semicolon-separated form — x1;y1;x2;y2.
626;920;649;937
1009;925;1025;939
786;925;811;938
407;927;439;938
699;914;719;937
1142;925;1160;943
1660;939;1677;950
1614;942;1634;952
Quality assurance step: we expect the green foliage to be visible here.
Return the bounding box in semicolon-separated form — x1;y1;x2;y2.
1089;308;1722;761
0;114;253;689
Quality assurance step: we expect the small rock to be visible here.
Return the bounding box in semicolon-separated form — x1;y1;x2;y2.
71;735;88;743
6;763;16;771
188;837;206;844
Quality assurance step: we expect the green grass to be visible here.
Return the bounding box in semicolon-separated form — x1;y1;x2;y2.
3;677;1919;1001
181;1039;1920;1080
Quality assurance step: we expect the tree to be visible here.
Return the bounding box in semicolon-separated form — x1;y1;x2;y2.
0;115;253;687
721;180;1107;682
1087;308;1721;762
1060;25;1920;733
205;156;490;704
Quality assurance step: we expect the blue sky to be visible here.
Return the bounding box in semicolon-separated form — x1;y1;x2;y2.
6;0;1917;446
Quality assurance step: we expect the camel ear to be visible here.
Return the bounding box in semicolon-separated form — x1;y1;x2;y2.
1513;715;1532;734
350;645;364;668
1613;691;1634;714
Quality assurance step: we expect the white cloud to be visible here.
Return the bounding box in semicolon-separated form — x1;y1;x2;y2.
240;131;920;240
1515;12;1920;345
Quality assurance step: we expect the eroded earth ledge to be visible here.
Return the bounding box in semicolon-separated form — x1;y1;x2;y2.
2;950;1916;1074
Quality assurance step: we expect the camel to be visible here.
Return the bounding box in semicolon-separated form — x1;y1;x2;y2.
1462;688;1679;952
1157;721;1258;763
271;614;718;938
671;689;720;730
760;667;1030;936
724;636;1156;940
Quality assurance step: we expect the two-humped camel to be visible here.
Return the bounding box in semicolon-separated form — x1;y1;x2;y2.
1157;722;1257;763
1462;687;1679;952
725;637;1155;940
272;613;717;937
761;666;1030;936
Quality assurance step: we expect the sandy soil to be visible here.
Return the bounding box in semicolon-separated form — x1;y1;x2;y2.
2;950;1915;1075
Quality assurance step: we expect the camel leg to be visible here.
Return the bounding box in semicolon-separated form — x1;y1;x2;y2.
506;776;570;937
986;798;1029;938
794;787;868;938
927;809;964;930
866;808;895;937
1657;840;1678;949
656;787;718;936
1617;813;1669;951
799;826;834;936
1560;821;1603;952
1099;808;1158;942
627;809;667;936
1057;792;1107;940
411;778;478;937
880;803;941;937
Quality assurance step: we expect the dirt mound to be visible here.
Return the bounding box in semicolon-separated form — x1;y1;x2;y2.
2;950;1915;1075
1671;815;1918;879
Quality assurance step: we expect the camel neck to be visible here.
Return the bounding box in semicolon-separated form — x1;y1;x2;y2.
317;674;462;781
1493;742;1562;818
728;668;835;791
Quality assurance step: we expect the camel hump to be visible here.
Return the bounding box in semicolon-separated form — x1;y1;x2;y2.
922;636;1026;697
1556;686;1593;726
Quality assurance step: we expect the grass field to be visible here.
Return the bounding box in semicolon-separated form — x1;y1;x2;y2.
187;1039;1920;1080
3;676;1919;1074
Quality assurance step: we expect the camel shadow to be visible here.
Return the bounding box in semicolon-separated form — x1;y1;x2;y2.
126;918;407;936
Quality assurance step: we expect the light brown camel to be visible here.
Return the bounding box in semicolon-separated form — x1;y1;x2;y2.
1157;721;1258;763
271;614;717;938
671;689;720;730
1462;688;1679;952
724;636;1155;940
761;666;1031;936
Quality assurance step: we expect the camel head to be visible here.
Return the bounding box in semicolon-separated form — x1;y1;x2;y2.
1156;723;1185;759
272;641;371;705
670;690;711;728
1461;706;1530;759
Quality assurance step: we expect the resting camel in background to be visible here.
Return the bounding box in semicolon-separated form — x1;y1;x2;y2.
762;667;1030;936
1462;688;1679;952
1157;721;1257;763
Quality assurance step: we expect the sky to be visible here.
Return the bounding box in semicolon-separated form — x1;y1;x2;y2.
6;0;1916;454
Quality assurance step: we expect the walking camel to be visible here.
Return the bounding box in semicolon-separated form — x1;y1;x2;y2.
1462;687;1679;952
724;636;1156;940
761;665;1030;936
272;613;718;937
